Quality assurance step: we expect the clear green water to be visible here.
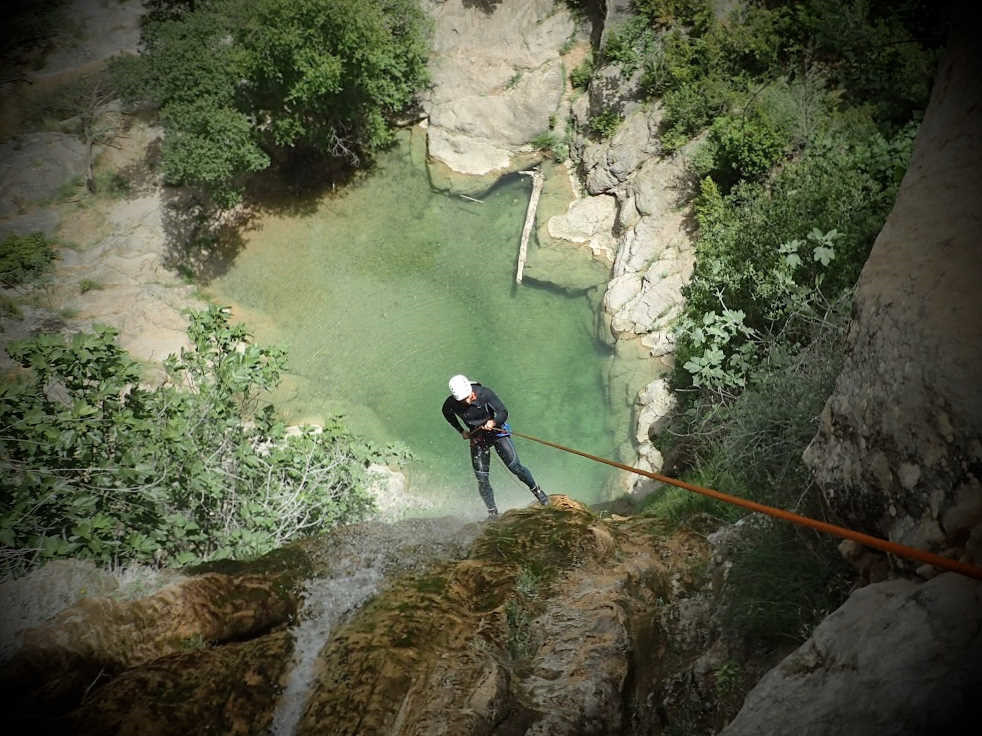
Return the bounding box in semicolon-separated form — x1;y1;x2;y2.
207;131;623;515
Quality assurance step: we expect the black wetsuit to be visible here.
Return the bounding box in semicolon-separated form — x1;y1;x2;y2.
441;382;541;513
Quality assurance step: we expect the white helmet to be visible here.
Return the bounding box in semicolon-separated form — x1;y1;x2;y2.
449;374;472;400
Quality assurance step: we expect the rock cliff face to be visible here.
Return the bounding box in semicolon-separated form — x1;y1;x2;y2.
721;18;982;735
422;0;579;191
720;572;982;736
802;17;982;570
3;501;710;735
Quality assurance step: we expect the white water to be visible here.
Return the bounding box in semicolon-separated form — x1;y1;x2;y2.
268;518;479;736
269;569;382;736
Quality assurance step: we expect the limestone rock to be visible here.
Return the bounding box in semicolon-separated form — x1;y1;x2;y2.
599;0;636;49
292;501;708;736
0;210;61;238
36;0;143;75
66;632;293;736
423;0;578;184
0;560;118;662
546;193;618;263
582;108;660;194
588;63;644;119
802;23;982;565
636;378;676;443
604;247;692;339
52;193;204;363
630;142;686;219
4;547;311;725
720;573;982;736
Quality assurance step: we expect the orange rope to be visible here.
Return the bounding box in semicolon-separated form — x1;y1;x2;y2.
511;429;982;581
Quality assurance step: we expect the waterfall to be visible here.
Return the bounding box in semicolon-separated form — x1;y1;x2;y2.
268;517;479;736
269;569;382;736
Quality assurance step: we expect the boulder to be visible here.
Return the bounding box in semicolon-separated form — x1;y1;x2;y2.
423;0;579;186
582;108;660;194
604;248;692;339
630;141;687;219
546;193;618;263
720;573;982;736
52;193;203;363
587;63;645;119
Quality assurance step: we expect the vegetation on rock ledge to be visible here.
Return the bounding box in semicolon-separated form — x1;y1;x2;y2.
0;306;401;579
573;0;948;648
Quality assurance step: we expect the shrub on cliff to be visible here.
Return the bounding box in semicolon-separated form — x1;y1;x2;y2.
0;306;393;580
110;0;431;206
0;232;56;287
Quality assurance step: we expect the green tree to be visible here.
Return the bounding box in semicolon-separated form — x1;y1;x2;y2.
0;307;393;579
111;0;430;205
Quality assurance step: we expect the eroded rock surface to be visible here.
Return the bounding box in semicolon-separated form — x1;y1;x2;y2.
8;501;709;735
0;133;89;217
803;17;982;566
721;573;982;736
296;497;707;735
3;547;310;726
423;0;581;189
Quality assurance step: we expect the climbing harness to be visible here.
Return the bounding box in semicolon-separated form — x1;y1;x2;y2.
510;429;982;582
468;422;512;446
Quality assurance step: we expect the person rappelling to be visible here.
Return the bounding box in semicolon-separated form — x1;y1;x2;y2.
442;374;549;519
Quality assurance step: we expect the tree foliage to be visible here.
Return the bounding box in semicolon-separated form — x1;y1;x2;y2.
110;0;431;205
610;0;944;649
0;306;394;579
676;116;917;392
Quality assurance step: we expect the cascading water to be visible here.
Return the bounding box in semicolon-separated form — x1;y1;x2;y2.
268;518;480;735
269;569;382;735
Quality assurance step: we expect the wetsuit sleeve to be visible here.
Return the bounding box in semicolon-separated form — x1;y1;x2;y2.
481;387;509;427
442;396;465;433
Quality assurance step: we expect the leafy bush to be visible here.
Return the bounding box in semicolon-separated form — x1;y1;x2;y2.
722;521;852;645
530;131;557;151
620;0;939;650
0;232;57;287
589;108;622;140
601;16;657;73
0;295;22;320
0;306;390;579
111;0;431;206
642;1;939;156
707;112;788;187
569;57;594;90
674;114;916;390
633;0;711;30
660;298;854;644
